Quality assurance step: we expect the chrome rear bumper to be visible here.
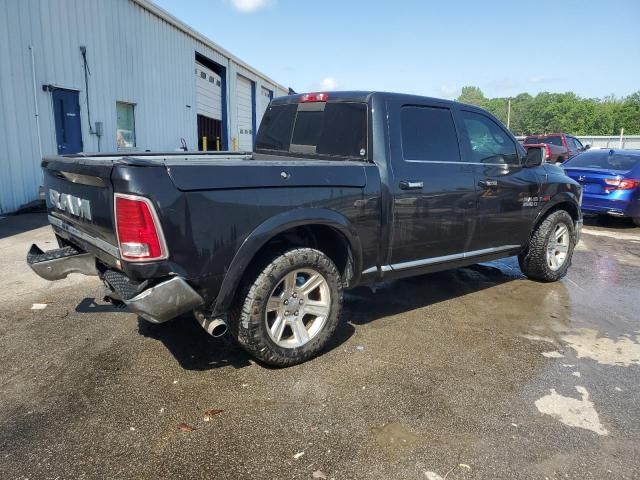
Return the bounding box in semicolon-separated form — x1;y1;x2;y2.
28;244;203;324
27;244;98;280
123;277;203;324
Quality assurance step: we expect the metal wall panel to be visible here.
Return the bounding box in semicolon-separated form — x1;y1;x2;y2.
0;0;287;213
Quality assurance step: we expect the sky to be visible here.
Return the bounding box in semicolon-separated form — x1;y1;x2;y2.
153;0;640;100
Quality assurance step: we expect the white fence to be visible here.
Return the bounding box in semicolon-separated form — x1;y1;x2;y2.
576;136;640;150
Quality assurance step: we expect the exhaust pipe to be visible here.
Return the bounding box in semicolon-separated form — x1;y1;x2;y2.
195;311;228;338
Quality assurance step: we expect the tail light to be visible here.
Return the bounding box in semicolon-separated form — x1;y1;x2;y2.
604;178;640;190
300;92;328;103
543;144;551;160
114;194;167;261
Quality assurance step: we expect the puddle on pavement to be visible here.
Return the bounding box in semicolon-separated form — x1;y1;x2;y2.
535;386;608;436
560;328;640;367
370;422;422;453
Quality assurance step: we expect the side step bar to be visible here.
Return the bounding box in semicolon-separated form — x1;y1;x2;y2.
27;244;98;281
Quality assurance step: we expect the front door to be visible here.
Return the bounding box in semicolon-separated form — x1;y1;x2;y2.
52;89;83;154
457;108;542;252
387;100;476;269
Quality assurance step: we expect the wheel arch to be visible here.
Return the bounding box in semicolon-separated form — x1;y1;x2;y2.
530;192;581;238
212;208;362;316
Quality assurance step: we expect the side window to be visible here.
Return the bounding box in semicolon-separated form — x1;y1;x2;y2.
400;106;461;162
460;110;519;165
571;137;583;150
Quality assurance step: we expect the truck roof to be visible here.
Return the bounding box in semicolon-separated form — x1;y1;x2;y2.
271;90;462;108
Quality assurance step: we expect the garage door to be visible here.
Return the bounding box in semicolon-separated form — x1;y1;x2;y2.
196;62;222;121
257;86;273;128
236;74;254;152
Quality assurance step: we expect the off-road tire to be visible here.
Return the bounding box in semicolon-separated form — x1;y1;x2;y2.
231;248;343;367
633;217;640;228
518;210;576;282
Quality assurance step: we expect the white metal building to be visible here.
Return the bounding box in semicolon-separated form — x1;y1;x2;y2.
0;0;289;213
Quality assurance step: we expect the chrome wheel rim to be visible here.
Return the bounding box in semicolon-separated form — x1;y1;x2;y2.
265;268;331;349
547;223;570;271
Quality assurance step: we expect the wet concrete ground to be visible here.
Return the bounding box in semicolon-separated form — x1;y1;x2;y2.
0;213;639;479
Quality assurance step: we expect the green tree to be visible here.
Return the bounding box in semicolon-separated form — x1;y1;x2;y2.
455;88;640;136
458;86;486;106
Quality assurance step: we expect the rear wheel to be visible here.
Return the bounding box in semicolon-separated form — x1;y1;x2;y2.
518;210;576;282
633;217;640;228
232;248;343;367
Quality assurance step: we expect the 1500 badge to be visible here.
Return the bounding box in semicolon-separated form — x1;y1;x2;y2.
522;195;551;208
49;189;92;221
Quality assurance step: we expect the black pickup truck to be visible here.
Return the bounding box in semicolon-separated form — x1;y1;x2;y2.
28;91;582;366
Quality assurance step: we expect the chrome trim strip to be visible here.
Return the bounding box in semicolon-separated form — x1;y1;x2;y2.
362;265;392;275
363;245;521;274
391;245;521;271
405;160;519;167
49;215;120;258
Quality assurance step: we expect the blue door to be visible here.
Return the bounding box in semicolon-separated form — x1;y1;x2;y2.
52;89;83;154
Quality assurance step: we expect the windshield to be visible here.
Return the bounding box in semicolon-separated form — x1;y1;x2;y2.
564;151;640;171
256;102;368;160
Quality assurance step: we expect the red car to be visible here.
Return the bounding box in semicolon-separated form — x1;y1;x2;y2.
523;133;589;163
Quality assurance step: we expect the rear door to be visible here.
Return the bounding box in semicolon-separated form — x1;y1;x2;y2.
457;108;542;252
52;89;83;154
386;98;476;269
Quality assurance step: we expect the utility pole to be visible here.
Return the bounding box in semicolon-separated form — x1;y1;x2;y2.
507;98;512;130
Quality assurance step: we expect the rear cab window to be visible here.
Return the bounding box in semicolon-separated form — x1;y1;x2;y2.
524;135;563;147
256;101;368;160
544;136;564;147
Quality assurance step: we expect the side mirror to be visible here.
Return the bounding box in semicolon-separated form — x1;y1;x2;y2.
584;144;591;150
524;147;543;167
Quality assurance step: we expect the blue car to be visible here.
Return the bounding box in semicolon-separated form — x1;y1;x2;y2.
562;149;640;226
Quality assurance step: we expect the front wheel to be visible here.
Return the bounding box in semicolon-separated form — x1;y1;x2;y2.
518;210;576;282
232;248;343;367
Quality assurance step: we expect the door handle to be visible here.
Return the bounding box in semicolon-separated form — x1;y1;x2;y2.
478;179;498;189
399;180;424;190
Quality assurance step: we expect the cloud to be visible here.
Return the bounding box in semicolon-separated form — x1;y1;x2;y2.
436;84;461;99
229;0;272;13
320;77;338;90
527;75;558;84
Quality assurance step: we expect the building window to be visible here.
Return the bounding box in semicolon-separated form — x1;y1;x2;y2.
116;102;136;149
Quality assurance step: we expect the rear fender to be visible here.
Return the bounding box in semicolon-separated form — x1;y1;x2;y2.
212;208;362;315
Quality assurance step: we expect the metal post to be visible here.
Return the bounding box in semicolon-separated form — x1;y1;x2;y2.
202;136;208;151
216;136;221;151
28;46;43;160
619;128;624;149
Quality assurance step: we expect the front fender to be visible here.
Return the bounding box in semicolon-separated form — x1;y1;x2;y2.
212;208;362;316
532;191;582;235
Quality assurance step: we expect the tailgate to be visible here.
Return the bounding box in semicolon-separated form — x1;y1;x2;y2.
42;156;119;256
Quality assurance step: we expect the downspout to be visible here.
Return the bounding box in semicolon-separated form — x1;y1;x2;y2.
28;45;43;160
